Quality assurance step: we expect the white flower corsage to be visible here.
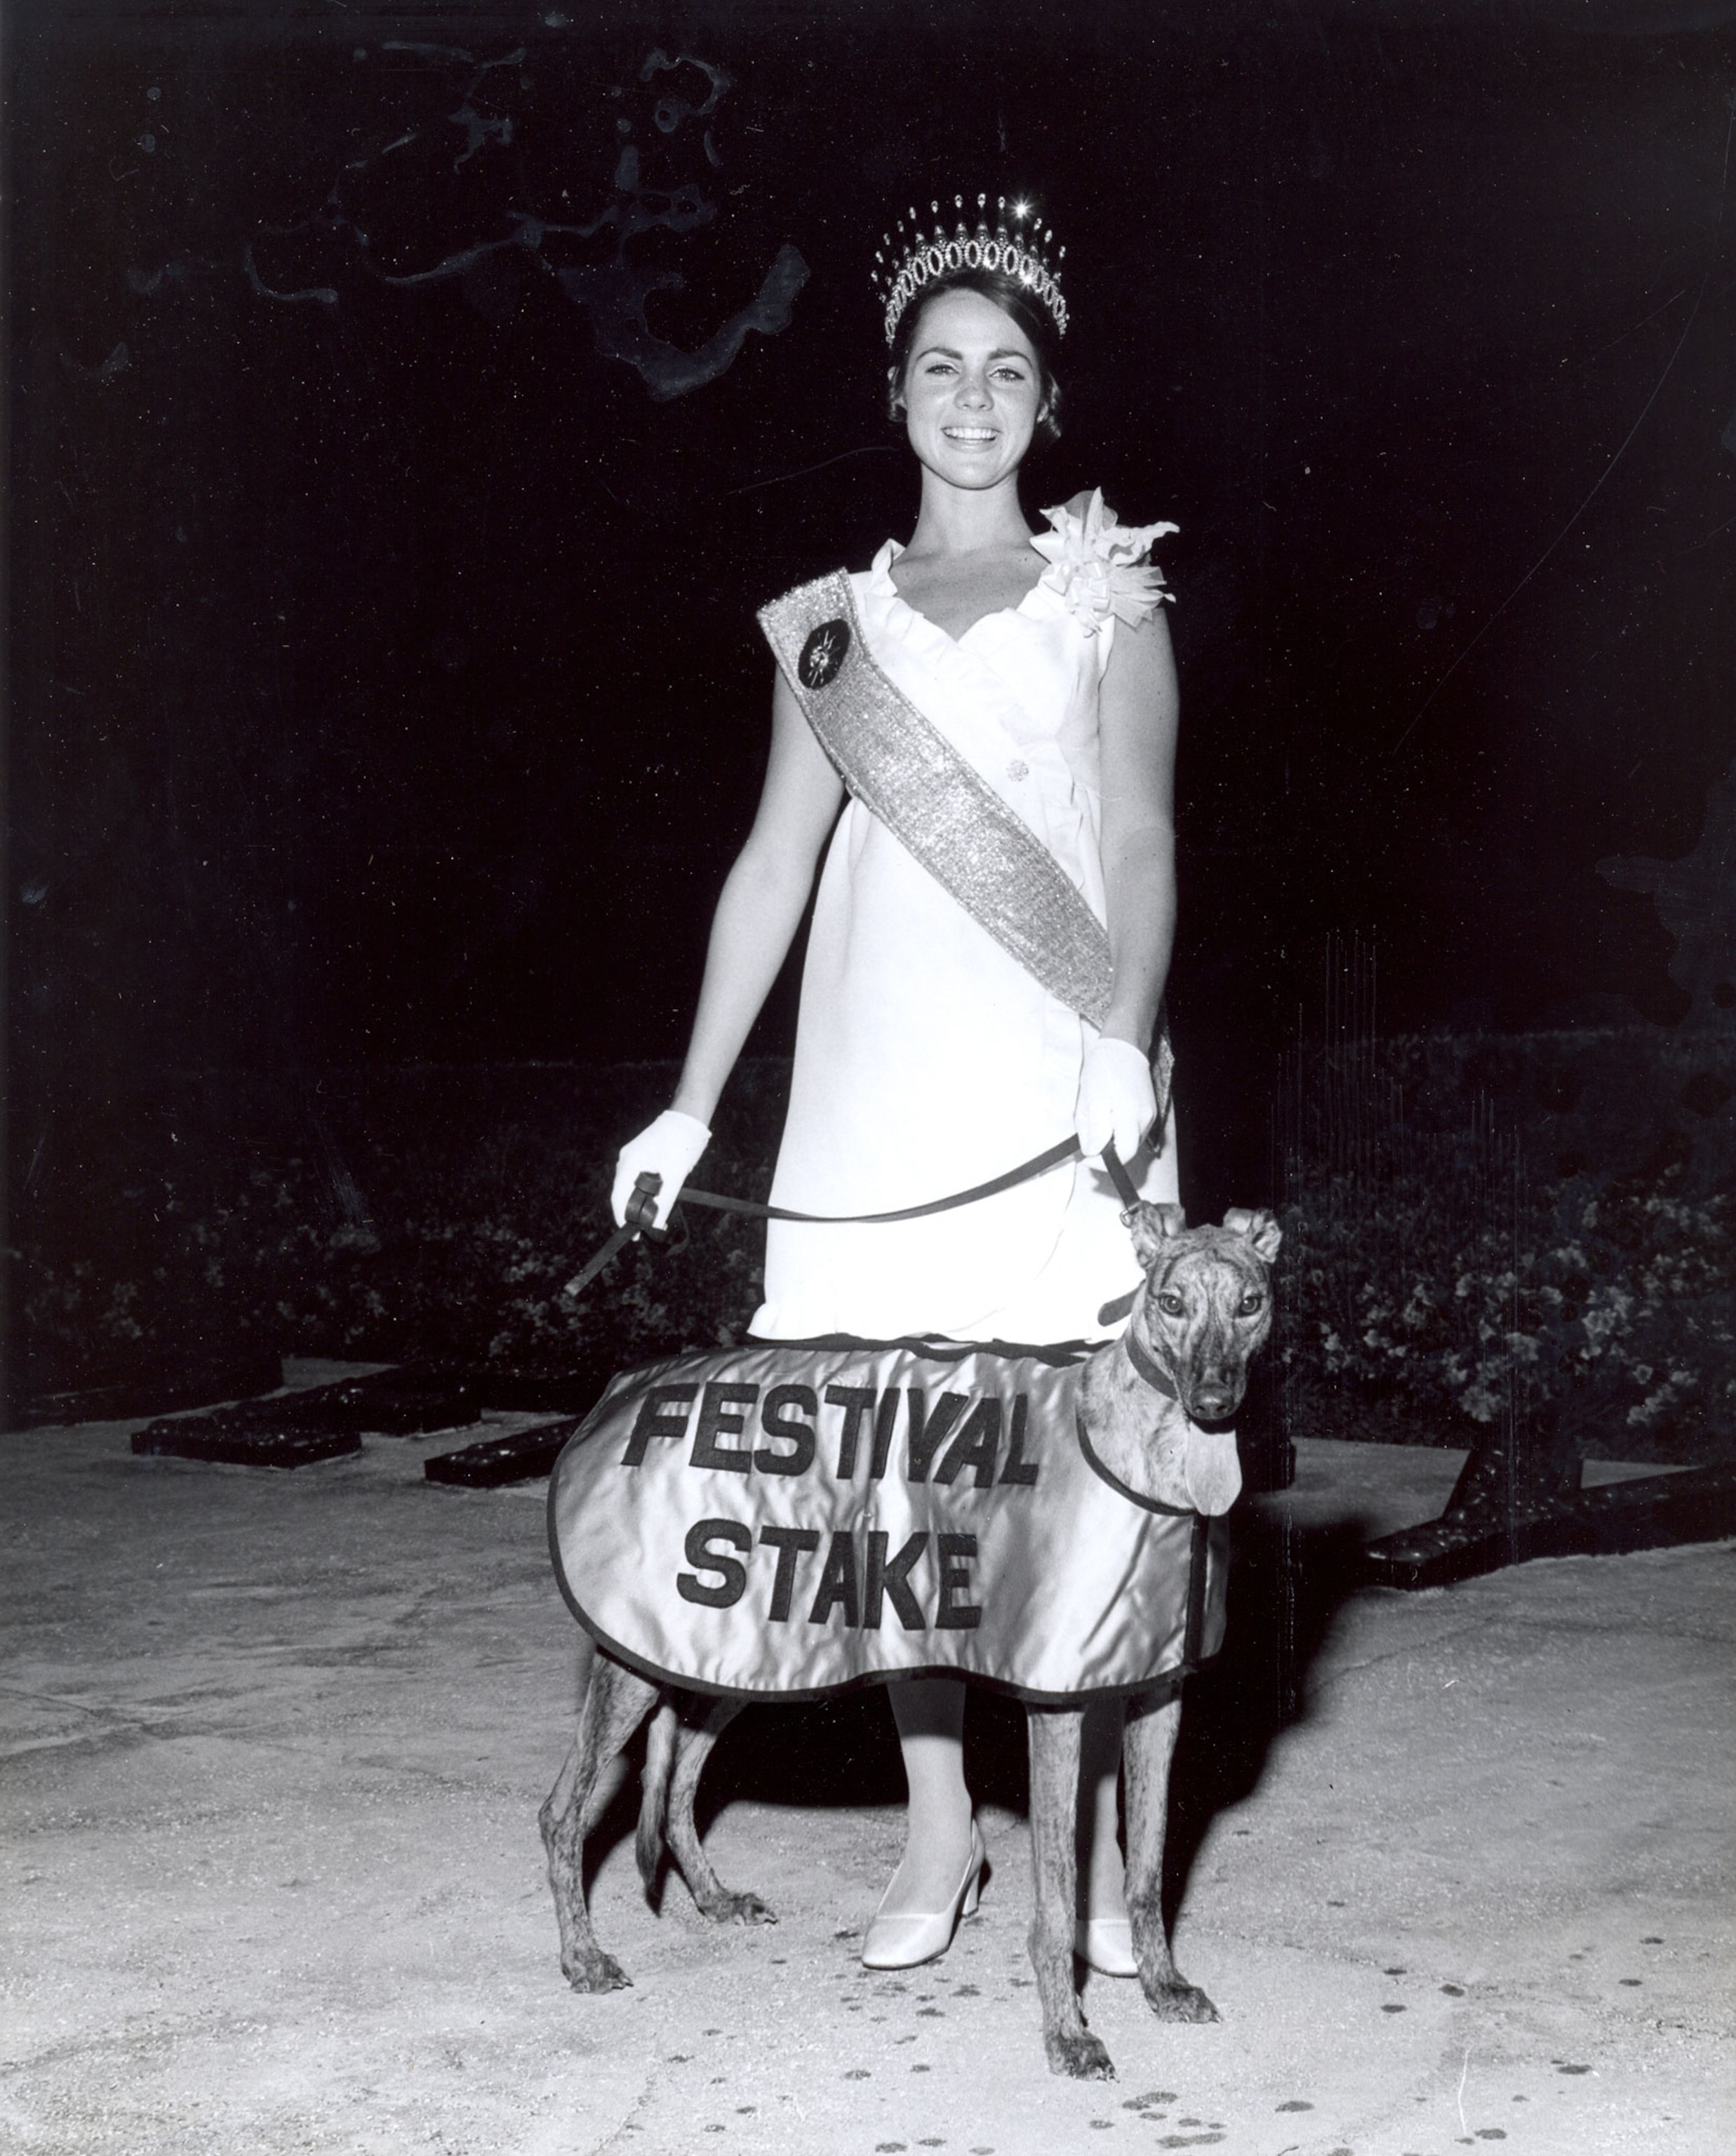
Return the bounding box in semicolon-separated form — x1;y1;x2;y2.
1029;488;1177;635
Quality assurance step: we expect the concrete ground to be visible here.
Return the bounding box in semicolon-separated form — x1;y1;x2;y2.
2;1363;1731;2156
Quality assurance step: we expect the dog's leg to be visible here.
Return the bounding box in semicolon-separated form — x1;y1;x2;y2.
662;1698;777;1926
634;1701;679;1896
1122;1691;1218;2022
539;1655;661;1993
1027;1707;1114;2080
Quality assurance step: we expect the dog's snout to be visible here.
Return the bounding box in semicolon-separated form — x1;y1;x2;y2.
1187;1370;1247;1423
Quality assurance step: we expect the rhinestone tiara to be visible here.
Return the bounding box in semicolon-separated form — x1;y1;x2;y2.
870;193;1067;347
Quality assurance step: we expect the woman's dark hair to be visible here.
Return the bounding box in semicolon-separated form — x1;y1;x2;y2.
886;266;1063;445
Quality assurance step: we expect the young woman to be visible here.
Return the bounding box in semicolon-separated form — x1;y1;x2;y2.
610;199;1181;1973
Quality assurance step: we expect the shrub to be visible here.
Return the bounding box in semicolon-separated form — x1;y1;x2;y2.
8;1061;784;1401
1278;1046;1736;1462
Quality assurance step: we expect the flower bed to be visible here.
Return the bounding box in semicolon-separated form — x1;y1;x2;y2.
8;1062;780;1409
1276;1030;1735;1464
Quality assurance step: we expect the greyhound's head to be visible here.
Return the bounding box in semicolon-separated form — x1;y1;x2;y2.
1127;1204;1282;1420
1121;1204;1282;1510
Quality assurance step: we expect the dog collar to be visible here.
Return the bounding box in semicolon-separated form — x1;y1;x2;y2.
1124;1330;1180;1402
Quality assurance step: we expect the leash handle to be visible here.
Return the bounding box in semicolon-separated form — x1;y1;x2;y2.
561;1171;667;1300
624;1170;668;1239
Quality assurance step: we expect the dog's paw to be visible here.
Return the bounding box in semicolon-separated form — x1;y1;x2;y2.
1045;2026;1116;2080
1143;1978;1218;2023
561;1948;632;1993
698;1888;777;1927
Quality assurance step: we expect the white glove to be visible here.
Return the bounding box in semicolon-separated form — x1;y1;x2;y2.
1074;1037;1158;1165
610;1110;712;1230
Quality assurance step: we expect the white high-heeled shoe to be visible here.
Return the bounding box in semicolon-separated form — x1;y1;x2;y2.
1074;1916;1138;1977
860;1822;987;1970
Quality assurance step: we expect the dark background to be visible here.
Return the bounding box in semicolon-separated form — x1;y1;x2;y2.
7;0;1735;1244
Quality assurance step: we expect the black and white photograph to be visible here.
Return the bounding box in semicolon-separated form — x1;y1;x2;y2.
4;3;1733;2150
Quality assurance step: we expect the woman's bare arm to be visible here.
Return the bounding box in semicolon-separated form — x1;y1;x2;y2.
1095;607;1180;1049
667;671;846;1124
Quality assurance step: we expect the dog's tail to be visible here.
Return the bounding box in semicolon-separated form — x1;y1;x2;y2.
635;1700;677;1894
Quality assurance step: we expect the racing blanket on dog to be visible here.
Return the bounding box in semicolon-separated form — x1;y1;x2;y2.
547;1338;1228;1705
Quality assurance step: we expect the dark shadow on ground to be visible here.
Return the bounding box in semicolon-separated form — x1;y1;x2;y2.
1163;1513;1370;1927
685;1508;1372;1945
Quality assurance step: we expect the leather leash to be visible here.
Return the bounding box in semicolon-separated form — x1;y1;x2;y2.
563;1139;1148;1301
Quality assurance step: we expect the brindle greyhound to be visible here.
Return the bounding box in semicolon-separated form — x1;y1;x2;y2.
538;1201;1281;2080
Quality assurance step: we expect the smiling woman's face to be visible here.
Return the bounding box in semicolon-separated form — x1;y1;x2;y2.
894;286;1047;494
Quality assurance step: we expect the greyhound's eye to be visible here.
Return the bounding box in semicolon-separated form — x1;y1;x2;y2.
1156;1291;1185;1317
1238;1291;1265;1315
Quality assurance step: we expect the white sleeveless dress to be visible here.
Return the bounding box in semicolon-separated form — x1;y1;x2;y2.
750;494;1180;1347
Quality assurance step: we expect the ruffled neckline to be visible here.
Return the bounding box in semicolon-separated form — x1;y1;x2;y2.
867;535;1054;650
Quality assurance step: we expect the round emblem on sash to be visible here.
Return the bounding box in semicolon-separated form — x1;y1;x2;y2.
799;619;850;690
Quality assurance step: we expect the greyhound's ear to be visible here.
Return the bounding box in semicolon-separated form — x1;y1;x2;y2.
1128;1201;1187;1270
1223;1206;1283;1263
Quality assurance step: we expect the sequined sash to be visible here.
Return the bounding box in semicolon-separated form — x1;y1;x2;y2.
759;571;1116;1027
